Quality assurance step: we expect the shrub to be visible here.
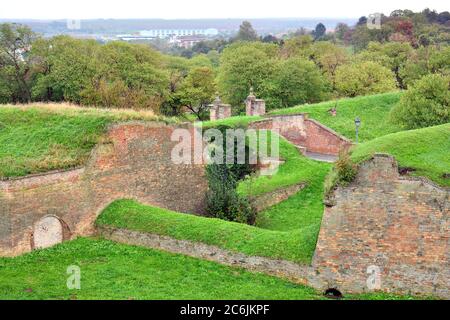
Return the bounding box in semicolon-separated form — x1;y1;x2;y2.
390;74;450;129
335;61;397;97
324;149;357;200
206;163;256;225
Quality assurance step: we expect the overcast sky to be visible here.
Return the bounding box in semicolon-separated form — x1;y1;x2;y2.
0;0;448;20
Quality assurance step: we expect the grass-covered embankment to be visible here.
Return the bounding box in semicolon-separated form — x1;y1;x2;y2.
270;92;402;142
0;238;417;300
0;104;170;178
0;238;322;300
351;123;450;187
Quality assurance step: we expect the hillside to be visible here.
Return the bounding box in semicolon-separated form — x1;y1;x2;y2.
351;123;450;187
0;104;170;178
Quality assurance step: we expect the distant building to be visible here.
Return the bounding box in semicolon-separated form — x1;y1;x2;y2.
117;28;219;47
170;35;208;48
140;28;218;38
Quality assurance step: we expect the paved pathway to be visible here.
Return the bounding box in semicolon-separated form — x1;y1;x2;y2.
304;151;338;163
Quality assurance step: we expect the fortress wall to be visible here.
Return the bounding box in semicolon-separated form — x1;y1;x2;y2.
249;114;352;156
0;122;208;256
311;154;450;299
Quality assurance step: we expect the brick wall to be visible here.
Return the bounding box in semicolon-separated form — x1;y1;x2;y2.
311;154;450;299
249;114;352;156
0;122;208;256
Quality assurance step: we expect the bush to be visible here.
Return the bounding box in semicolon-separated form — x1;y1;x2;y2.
390;74;450;129
206;164;256;225
335;61;397;97
324;150;357;200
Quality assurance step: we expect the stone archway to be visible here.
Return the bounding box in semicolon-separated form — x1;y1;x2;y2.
32;216;67;250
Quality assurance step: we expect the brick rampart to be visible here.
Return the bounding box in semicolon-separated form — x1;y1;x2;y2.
311;154;449;299
249;114;352;156
0;122;208;256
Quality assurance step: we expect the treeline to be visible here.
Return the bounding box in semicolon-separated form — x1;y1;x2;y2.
0;8;449;120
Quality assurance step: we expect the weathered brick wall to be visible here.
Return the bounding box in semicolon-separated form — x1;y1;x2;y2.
0;122;208;256
311;154;449;299
250;114;352;156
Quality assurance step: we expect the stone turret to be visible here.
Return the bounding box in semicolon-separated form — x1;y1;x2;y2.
245;87;266;116
209;93;232;121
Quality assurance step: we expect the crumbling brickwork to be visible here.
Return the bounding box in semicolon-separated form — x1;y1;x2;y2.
311;154;450;299
249;114;352;156
0;122;208;256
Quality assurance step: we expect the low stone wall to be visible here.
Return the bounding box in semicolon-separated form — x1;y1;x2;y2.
311;154;450;299
98;225;314;285
252;183;306;212
0;122;208;256
249;114;351;156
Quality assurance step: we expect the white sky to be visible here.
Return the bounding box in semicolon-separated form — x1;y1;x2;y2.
0;0;448;19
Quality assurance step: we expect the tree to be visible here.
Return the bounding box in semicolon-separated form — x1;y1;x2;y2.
280;35;313;58
0;23;37;102
274;58;329;107
390;74;449;129
313;23;326;40
335;23;350;41
176;67;216;120
217;42;278;110
310;42;349;89
235;21;258;42
335;61;397;97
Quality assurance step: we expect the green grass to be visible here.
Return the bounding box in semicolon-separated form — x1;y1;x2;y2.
97;199;318;264
0;238;416;300
0;238;322;300
0;104;172;178
201;115;263;129
270;92;403;142
351;123;450;187
238;136;331;231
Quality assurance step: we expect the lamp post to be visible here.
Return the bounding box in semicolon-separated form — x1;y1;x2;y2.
355;117;361;143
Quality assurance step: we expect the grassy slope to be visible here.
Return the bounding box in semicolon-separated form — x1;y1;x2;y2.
238;137;331;231
270;92;403;142
97;199;317;264
0;238;321;300
0;104;170;178
352;123;450;187
0;238;414;300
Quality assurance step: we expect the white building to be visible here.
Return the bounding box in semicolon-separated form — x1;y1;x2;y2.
139;28;218;38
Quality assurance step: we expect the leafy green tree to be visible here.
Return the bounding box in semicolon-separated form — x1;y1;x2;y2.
274;58;329;107
217;42;278;110
0;23;37;102
335;61;397;97
354;42;412;88
335;23;350;41
390;74;449;129
313;23;326;40
235;21;259;42
280;35;313;58
176;67;216;120
310;42;349;89
31;36;98;103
